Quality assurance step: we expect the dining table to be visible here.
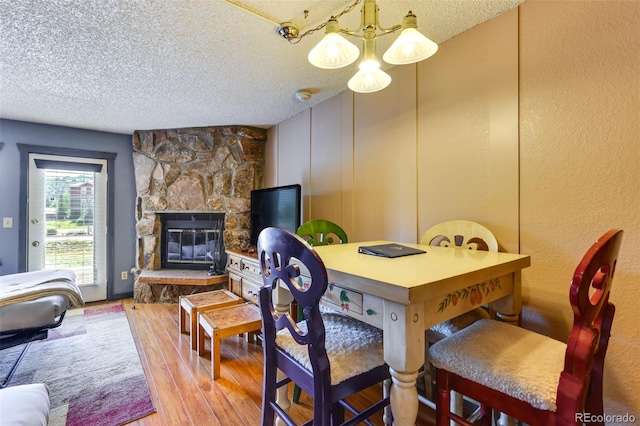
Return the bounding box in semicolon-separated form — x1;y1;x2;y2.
302;240;532;426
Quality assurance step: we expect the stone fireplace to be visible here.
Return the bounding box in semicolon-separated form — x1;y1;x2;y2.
131;126;266;303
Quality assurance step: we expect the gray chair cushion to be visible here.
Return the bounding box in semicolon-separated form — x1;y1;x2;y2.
429;319;565;411
277;312;384;385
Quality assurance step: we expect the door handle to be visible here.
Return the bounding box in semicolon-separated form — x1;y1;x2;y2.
32;241;40;247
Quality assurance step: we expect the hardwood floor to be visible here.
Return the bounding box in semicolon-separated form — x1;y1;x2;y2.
118;299;436;425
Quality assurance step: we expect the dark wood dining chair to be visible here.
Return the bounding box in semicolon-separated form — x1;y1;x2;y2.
429;229;623;426
292;218;348;403
257;227;391;426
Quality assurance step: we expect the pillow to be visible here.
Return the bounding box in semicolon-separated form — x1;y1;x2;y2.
0;383;50;426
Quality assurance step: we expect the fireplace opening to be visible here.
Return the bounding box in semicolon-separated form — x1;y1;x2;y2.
159;213;226;273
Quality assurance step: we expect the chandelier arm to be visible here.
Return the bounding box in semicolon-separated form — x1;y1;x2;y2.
338;25;400;39
376;24;402;34
339;29;365;38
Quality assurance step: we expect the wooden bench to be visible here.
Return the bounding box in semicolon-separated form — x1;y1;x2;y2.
179;290;243;350
197;303;262;380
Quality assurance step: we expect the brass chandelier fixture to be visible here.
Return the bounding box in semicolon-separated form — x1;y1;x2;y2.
221;0;439;94
280;0;439;93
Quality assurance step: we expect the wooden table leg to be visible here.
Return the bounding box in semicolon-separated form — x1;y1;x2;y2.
197;317;207;356
390;369;420;426
178;299;187;335
493;271;522;325
212;331;221;380
190;309;199;350
383;300;424;426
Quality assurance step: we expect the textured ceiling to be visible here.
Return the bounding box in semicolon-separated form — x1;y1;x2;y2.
0;0;524;134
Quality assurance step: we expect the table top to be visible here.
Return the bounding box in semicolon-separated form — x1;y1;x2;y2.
200;303;262;329
313;240;530;305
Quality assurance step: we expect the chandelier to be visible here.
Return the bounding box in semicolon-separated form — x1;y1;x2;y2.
282;0;439;93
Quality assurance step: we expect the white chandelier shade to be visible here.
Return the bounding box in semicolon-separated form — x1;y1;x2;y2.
382;27;439;65
307;20;360;69
347;59;392;93
347;37;392;93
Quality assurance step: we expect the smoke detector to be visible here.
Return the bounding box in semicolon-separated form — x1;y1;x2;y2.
295;90;312;102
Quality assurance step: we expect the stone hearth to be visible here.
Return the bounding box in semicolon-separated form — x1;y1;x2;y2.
131;126;266;303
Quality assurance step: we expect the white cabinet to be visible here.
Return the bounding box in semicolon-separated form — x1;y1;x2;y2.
225;249;261;305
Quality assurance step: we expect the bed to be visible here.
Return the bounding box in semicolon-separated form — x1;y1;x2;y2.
0;269;84;386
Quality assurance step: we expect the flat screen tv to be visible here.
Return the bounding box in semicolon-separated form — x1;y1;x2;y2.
249;184;302;247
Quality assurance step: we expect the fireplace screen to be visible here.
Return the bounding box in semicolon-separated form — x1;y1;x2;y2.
166;228;221;264
160;213;225;272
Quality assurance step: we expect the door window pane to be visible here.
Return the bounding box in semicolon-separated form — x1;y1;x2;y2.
44;169;96;285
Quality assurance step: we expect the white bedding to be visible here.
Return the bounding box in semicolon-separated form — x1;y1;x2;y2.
0;269;84;308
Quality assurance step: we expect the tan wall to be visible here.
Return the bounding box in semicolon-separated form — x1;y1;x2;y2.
417;7;520;254
266;0;640;415
353;64;418;243
519;0;640;415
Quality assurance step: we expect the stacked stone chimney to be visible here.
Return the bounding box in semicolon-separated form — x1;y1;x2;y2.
131;126;266;302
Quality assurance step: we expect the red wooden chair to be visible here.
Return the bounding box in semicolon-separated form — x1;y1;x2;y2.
429;229;623;426
257;227;391;426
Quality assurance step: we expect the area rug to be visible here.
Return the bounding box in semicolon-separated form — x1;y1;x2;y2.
0;303;155;426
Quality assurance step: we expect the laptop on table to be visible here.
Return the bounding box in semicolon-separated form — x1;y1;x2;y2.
358;243;426;258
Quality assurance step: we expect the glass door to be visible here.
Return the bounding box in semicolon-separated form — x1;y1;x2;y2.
28;153;108;302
